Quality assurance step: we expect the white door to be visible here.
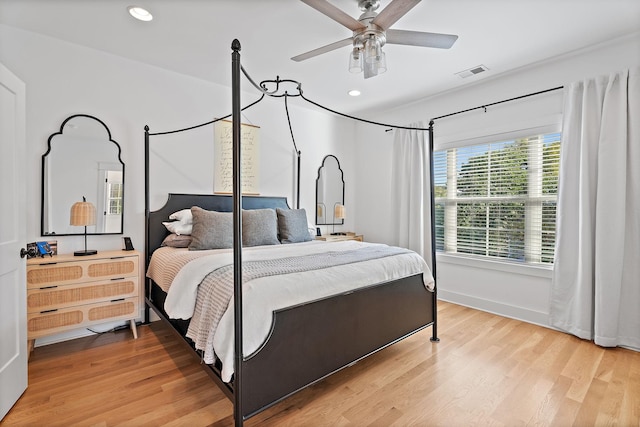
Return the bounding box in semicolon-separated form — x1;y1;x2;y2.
0;62;27;420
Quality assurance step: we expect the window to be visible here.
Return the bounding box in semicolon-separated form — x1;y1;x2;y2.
434;133;560;264
107;182;123;215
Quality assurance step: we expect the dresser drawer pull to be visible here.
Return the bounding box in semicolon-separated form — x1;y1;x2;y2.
40;262;58;266
40;309;58;314
110;298;126;303
110;256;126;260
110;277;126;281
39;285;59;290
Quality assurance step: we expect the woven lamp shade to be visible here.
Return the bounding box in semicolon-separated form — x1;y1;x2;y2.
70;198;96;227
334;204;345;220
70;197;97;256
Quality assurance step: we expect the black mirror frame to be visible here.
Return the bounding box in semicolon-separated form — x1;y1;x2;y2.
315;154;345;226
41;114;125;236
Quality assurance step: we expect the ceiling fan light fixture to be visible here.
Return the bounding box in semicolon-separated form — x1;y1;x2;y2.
296;0;458;79
375;51;387;74
364;36;382;64
349;48;363;73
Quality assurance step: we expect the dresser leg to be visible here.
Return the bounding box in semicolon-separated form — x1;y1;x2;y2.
27;339;35;359
130;319;138;339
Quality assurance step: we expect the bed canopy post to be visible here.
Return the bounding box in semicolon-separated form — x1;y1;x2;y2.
428;120;439;343
231;38;245;427
296;150;301;209
144;125;151;323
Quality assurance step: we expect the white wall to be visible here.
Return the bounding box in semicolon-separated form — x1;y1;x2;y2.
3;20;637;341
354;34;640;326
0;24;355;344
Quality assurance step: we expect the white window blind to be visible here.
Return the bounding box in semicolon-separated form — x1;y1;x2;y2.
434;132;560;264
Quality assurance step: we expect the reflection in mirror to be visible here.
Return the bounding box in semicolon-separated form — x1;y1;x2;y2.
42;114;124;236
316;155;344;225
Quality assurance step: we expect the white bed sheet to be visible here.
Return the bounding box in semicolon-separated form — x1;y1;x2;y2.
160;240;434;382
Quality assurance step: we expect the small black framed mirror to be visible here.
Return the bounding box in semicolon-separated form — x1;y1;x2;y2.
41;114;124;236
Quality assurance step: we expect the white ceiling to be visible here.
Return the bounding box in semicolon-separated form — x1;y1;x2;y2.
1;0;639;114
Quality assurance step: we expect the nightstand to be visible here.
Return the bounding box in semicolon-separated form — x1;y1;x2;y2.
316;233;363;242
26;250;140;353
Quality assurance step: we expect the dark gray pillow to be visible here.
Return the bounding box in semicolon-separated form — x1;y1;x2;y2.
242;209;280;247
161;233;192;248
276;208;312;243
188;207;233;250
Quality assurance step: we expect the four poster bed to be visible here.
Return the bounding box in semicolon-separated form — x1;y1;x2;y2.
144;40;438;424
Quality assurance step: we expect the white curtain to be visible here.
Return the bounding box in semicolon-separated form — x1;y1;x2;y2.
550;68;640;349
391;122;433;267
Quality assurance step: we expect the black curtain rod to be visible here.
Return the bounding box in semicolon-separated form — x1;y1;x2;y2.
430;85;564;123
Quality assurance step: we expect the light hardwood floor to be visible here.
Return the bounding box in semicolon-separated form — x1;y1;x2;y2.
4;301;639;426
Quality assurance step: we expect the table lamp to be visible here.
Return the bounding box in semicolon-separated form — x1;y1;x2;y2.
70;196;97;256
331;203;346;235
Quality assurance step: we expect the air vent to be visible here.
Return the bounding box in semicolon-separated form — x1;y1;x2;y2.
455;64;489;79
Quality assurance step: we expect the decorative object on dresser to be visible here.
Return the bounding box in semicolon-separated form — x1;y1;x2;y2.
70;196;97;256
331;203;346;235
26;250;140;355
316;232;363;242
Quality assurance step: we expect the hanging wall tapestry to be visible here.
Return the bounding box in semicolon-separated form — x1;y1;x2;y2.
214;119;260;194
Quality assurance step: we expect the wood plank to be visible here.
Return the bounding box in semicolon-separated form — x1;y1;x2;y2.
3;301;639;426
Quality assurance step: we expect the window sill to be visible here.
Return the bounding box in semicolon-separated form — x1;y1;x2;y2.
436;252;553;279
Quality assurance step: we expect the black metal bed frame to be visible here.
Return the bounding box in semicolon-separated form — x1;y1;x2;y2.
144;39;439;426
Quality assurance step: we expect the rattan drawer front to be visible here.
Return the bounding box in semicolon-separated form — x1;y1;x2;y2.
27;297;139;339
27;265;83;287
27;278;138;313
88;299;137;322
28;309;84;337
26;255;139;289
87;258;137;279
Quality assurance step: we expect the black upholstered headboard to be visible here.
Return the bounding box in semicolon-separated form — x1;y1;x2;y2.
146;193;290;263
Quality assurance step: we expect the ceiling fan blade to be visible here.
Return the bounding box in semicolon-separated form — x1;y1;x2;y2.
386;29;458;49
371;0;421;30
300;0;366;31
291;38;353;62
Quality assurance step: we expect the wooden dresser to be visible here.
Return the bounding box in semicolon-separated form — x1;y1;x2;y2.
26;250;140;351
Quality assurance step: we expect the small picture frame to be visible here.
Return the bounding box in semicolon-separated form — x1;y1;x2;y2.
26;242;38;259
46;240;58;256
35;241;53;257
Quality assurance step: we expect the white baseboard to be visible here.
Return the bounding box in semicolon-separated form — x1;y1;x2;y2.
438;289;552;329
33;319;131;347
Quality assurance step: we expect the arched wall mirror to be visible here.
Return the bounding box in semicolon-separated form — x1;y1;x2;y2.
41;114;125;236
316;154;345;225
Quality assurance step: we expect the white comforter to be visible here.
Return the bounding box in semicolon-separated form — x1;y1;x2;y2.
162;240;433;382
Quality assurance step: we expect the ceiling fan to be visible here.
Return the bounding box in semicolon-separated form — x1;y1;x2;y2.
292;0;458;79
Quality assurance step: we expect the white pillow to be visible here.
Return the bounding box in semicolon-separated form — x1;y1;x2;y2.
162;221;192;236
169;208;193;224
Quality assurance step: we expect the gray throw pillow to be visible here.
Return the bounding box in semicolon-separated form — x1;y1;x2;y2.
242;209;280;247
161;233;192;248
188;206;233;250
276;208;312;243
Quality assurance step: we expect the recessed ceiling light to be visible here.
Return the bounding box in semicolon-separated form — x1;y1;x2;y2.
128;6;153;22
348;90;361;97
